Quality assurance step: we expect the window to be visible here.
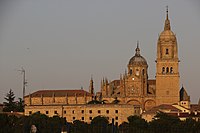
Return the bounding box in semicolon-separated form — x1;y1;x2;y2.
98;110;101;114
82;117;84;120
106;110;109;114
170;67;173;73
142;69;145;75
81;110;84;114
116;117;118;120
54;111;57;114
64;110;66;114
166;48;169;55
38;111;40;113
162;67;165;73
115;110;118;114
89;110;92;114
89;117;92;120
46;111;49;114
73;117;75;120
130;69;132;75
29;111;32;115
72;110;75;114
166;67;169;73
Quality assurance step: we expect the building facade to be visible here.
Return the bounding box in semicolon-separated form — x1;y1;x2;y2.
25;104;135;125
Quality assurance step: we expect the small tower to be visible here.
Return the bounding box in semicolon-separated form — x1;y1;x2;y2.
156;7;180;105
89;75;94;95
179;85;190;109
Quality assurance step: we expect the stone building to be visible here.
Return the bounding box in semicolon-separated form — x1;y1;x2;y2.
100;8;181;110
25;103;135;125
25;9;190;124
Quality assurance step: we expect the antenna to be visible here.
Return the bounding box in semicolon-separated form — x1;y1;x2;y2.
18;67;27;100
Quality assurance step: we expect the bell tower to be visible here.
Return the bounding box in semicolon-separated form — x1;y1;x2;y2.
156;7;180;105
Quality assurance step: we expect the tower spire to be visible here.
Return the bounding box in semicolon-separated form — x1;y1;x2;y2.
164;6;171;31
89;75;94;95
135;41;140;56
166;5;169;20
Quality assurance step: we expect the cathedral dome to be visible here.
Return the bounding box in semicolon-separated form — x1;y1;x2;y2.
128;43;147;66
129;55;147;66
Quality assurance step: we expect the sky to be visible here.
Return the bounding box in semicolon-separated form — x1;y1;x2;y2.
0;0;200;103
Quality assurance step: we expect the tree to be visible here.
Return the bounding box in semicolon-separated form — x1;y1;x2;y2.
127;115;148;133
119;122;129;133
3;89;24;112
182;118;198;133
16;98;24;112
149;112;181;132
91;116;109;133
3;89;16;112
73;120;90;133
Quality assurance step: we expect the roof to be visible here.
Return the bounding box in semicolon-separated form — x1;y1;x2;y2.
166;112;200;118
128;44;148;66
110;80;120;86
25;89;92;98
143;104;181;115
190;104;200;112
129;55;147;66
180;86;190;101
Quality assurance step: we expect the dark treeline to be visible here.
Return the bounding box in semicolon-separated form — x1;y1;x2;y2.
0;112;200;133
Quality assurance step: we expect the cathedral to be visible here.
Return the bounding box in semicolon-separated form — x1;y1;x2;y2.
24;8;193;124
98;8;181;111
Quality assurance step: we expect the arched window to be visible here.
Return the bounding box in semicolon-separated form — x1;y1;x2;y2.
166;67;169;73
162;67;165;73
142;69;145;75
130;69;132;75
166;48;169;55
170;67;173;73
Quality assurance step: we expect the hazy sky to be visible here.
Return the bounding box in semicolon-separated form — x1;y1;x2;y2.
0;0;200;103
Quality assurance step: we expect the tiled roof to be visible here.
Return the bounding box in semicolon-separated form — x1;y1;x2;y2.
25;89;92;98
143;104;181;114
166;112;200;117
190;104;200;111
